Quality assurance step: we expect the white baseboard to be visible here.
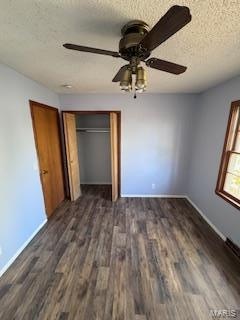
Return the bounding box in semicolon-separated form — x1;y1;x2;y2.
186;197;226;241
0;219;47;278
121;194;186;198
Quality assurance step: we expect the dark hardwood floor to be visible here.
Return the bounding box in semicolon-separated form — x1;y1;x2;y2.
0;185;239;320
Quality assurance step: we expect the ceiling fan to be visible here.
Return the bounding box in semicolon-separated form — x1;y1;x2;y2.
63;5;191;95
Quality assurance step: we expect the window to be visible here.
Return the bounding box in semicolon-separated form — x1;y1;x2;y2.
216;100;240;209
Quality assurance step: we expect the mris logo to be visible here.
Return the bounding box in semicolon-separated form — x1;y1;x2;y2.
210;309;240;319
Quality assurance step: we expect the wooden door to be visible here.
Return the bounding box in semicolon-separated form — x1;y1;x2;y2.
63;113;81;201
110;112;119;201
30;101;65;217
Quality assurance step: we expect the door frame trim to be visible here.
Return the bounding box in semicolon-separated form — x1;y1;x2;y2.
61;110;121;198
29;100;66;216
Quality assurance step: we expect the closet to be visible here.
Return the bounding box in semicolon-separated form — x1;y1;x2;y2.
63;111;120;202
78;113;111;181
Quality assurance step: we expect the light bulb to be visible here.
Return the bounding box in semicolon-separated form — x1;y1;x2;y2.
136;66;147;90
121;85;132;92
120;68;132;92
136;87;145;93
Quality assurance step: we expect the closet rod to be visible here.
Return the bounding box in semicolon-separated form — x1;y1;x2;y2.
76;128;110;133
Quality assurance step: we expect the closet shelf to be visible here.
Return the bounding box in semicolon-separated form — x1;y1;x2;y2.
76;127;110;133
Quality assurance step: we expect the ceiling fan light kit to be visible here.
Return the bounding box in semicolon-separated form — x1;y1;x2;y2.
119;66;147;93
63;5;191;96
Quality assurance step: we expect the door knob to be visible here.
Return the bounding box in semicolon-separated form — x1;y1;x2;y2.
41;169;48;175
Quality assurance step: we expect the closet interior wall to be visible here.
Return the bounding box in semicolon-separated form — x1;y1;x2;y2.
76;114;111;185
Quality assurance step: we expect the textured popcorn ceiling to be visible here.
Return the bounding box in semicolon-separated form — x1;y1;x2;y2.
0;0;240;93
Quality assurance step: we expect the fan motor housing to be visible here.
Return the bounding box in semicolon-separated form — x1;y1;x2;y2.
119;20;151;61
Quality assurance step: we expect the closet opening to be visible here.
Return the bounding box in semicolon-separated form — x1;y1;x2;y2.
62;111;121;202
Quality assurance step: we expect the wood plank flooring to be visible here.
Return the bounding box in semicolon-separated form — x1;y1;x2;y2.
0;185;239;320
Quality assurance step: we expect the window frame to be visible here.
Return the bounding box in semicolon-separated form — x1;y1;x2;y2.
216;100;240;210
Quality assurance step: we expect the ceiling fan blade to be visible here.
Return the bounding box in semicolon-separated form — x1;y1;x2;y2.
63;43;120;58
112;65;129;82
140;5;191;52
146;58;187;74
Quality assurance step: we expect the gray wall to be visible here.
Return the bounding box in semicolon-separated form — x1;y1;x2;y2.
76;114;110;128
76;115;111;184
188;76;240;246
60;93;196;196
0;63;60;272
